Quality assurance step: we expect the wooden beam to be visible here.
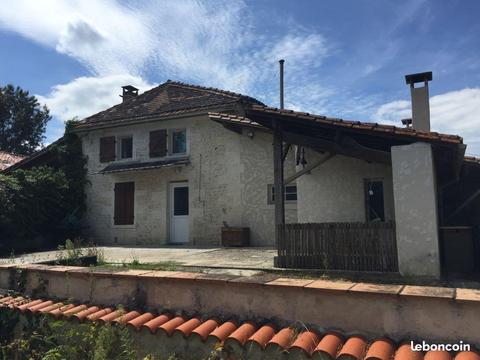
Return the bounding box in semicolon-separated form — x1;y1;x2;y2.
273;120;285;246
285;152;335;185
282;131;391;164
282;143;291;163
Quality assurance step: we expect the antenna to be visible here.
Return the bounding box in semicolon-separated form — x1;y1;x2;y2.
279;59;285;109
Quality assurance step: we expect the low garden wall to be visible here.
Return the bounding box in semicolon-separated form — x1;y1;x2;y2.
0;263;479;345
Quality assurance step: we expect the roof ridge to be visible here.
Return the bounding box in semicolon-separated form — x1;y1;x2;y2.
164;80;264;105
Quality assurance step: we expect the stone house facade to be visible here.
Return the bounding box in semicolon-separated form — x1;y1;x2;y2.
74;82;298;247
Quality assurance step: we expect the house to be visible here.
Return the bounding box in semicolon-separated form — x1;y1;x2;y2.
0;151;25;171
68;74;478;279
10;74;479;279
72;82;299;248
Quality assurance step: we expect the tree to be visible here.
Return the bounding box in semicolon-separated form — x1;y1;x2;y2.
0;84;51;155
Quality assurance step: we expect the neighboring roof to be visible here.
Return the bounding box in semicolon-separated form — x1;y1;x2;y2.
75;80;264;130
0;151;26;171
2;295;478;359
99;157;189;174
244;105;463;145
2;138;64;173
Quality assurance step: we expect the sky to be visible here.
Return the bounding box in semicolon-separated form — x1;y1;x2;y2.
0;0;479;155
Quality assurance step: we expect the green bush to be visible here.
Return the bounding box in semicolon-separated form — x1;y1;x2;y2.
0;120;88;256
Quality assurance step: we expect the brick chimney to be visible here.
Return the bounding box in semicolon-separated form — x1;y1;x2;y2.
121;85;139;102
405;71;432;132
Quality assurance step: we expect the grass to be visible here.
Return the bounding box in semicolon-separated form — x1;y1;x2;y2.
95;260;180;272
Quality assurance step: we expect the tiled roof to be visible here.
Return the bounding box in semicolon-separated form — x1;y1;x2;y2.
244;105;464;144
74;80;264;130
1;294;477;359
0;151;26;170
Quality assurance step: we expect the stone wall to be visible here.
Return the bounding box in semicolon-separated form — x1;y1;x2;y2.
80;115;297;246
296;149;395;223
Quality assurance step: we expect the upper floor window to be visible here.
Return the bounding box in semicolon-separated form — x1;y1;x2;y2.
171;129;187;155
119;136;133;159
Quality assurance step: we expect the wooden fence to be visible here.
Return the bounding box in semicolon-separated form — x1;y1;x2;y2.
276;222;398;272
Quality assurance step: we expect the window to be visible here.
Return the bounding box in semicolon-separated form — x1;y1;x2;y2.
99;136;116;162
114;182;134;225
365;179;385;222
170;129;187;155
119;136;133;159
268;184;297;204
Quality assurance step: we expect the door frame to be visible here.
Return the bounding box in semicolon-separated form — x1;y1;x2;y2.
169;181;189;244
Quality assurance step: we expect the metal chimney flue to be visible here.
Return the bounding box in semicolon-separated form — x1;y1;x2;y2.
121;85;139;103
279;59;285;110
405;71;432;132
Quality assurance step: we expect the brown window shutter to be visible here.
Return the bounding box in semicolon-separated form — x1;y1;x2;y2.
114;182;134;225
100;136;116;162
149;130;167;157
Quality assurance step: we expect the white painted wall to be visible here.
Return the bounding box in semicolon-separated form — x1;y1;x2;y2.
80;115;296;247
391;142;440;278
296;148;395;223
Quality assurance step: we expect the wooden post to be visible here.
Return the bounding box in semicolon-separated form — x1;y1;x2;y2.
273;119;285;246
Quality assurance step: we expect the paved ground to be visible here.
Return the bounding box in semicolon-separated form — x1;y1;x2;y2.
0;246;277;270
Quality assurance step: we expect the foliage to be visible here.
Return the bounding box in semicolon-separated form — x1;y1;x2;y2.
0;84;51;155
56;238;105;266
0;120;88;256
0;311;141;360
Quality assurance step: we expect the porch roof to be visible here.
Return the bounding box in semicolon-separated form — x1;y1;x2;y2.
99;156;189;174
209;110;466;182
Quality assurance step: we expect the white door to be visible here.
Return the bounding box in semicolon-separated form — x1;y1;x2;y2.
169;182;189;244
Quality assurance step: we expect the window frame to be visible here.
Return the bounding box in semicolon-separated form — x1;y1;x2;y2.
117;135;134;160
267;184;298;204
168;128;188;156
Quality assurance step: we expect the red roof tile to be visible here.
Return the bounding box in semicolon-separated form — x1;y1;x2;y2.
209;110;464;145
0;294;477;359
74;80;264;130
0;151;26;171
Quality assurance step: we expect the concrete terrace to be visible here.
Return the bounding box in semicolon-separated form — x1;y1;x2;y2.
0;246;277;270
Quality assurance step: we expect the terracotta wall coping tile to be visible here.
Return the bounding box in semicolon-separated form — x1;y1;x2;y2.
365;337;396;360
74;306;100;322
266;327;295;350
38;302;64;314
394;342;424;360
349;283;404;295
159;316;186;336
455;288;480;303
455;351;480;360
227;321;257;346
111;270;155;277
305;279;355;292
290;331;321;355
247;323;276;349
136;270;180;279
191;319;220;341
424;350;453;360
141;313;172;333
87;308;113;321
265;278;315;288
314;332;344;358
174;317;202;337
400;286;455;299
208;320;238;342
126;312;155;330
4;265;480;304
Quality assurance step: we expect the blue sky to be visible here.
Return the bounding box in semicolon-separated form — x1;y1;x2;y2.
1;0;479;154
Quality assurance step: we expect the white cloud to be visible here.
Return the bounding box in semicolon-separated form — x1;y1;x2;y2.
0;0;333;129
36;75;153;122
373;88;480;155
